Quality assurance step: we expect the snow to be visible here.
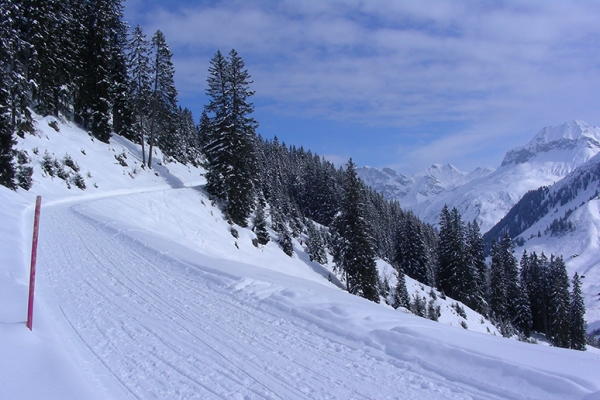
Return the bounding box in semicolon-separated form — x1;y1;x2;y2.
2;116;600;399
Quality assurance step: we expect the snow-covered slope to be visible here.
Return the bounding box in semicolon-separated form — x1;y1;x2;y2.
486;152;600;332
361;120;600;232
2;116;600;399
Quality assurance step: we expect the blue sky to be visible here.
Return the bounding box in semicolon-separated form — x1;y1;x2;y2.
124;0;600;174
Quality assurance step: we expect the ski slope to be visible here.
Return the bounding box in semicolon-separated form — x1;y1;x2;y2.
2;117;600;399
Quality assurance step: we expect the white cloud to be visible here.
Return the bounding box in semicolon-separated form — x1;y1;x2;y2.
322;153;350;168
126;0;600;172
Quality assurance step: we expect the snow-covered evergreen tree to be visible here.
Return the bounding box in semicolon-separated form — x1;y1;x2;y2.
175;107;201;165
332;159;379;303
437;206;478;309
74;0;128;142
148;30;178;167
521;251;549;334
488;233;521;327
203;49;258;227
0;73;15;189
127;24;152;164
252;203;270;246
466;220;487;314
547;256;570;348
0;2;15;189
513;281;533;338
0;0;33;138
569;272;586;350
391;272;410;310
395;211;433;286
501;233;521;322
306;220;327;265
489;238;508;321
27;0;73;118
278;225;294;257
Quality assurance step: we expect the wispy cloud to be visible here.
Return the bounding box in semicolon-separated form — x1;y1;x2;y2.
126;0;600;173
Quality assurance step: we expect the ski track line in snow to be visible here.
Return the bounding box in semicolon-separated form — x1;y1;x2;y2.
46;210;294;399
35;192;482;400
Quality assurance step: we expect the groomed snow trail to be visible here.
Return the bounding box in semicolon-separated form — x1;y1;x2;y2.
35;188;600;399
37;192;461;399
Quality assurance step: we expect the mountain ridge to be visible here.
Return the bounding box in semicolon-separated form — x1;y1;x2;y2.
359;120;600;233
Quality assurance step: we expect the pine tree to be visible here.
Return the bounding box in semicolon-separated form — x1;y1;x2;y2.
0;1;19;188
306;220;327;264
29;0;75;118
521;251;549;334
513;282;533;338
489;238;508;320
392;272;410;309
410;294;427;317
488;233;521;326
252;203;270;246
569;272;586;350
0;0;33;138
332;159;379;302
278;225;294;257
395;211;433;286
547;256;570;348
427;298;441;321
203;49;257;227
127;24;152;164
74;0;128;142
109;12;133;141
0;75;16;189
304;155;339;226
501;233;521;323
437;206;477;308
437;205;459;296
466;220;487;314
175;107;201;165
148;30;178;167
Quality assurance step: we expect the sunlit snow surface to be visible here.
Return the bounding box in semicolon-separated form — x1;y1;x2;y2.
1;116;600;399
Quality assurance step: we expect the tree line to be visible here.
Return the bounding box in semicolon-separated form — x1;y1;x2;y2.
0;0;200;190
429;206;586;350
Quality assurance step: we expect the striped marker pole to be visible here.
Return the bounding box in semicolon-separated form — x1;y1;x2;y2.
26;196;42;331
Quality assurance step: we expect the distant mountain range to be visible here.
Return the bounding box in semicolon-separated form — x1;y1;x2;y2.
358;120;600;233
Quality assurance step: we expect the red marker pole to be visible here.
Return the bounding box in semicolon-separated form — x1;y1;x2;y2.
26;196;42;331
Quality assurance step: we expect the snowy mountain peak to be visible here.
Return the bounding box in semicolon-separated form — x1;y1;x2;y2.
467;166;496;180
501;120;600;166
357;163;491;209
415;163;467;181
535;120;596;143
